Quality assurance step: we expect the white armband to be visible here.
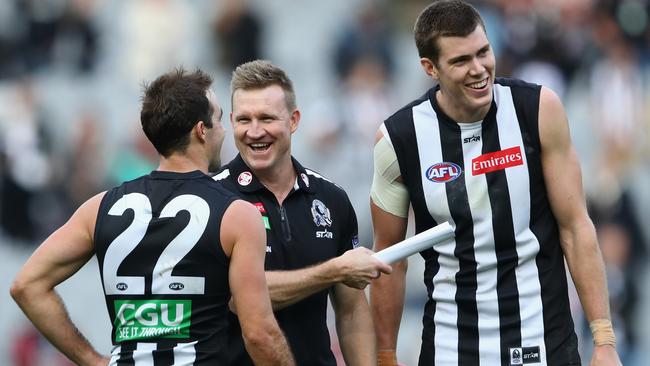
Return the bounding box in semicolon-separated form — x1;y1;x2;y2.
370;135;409;218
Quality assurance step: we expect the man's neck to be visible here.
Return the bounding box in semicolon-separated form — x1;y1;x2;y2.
158;154;208;175
254;158;297;205
436;89;490;123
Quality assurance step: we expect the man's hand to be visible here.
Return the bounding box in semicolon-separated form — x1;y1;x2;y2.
590;345;622;366
335;247;392;289
91;356;110;366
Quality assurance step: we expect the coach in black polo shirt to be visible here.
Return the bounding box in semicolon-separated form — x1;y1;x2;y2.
214;60;392;366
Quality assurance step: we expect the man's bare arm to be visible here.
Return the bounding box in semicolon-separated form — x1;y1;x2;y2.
223;200;295;365
538;87;621;366
10;192;109;366
370;201;408;365
331;283;376;366
265;246;391;310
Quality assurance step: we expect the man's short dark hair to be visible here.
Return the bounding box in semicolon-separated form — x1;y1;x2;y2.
140;67;213;157
230;60;296;111
414;0;486;64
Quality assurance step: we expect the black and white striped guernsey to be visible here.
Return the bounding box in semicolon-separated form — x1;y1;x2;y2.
383;78;580;366
93;170;237;365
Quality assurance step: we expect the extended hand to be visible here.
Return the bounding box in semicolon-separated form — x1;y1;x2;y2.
336;247;392;289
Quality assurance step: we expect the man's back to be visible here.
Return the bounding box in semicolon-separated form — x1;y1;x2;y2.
95;170;237;365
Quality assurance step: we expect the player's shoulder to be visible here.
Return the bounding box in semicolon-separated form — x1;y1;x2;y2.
303;167;342;191
109;171;237;203
495;77;542;94
197;177;240;204
210;158;247;191
384;88;432;125
211;165;235;184
300;166;352;207
102;175;146;201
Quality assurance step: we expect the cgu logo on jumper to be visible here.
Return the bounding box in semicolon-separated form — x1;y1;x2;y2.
114;300;191;342
472;146;523;175
425;162;462;183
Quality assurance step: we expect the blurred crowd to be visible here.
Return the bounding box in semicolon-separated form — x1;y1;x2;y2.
0;0;648;365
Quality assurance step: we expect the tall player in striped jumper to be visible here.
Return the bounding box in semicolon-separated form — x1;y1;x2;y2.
10;68;294;365
369;1;621;366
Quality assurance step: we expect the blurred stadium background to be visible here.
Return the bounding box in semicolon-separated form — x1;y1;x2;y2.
0;0;648;365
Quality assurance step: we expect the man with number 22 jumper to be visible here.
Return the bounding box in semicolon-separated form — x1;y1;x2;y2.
10;67;295;366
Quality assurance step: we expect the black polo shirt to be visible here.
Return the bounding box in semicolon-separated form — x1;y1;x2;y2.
213;154;359;366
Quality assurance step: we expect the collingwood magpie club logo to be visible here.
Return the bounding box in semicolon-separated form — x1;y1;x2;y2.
510;348;522;365
312;199;333;239
311;199;332;227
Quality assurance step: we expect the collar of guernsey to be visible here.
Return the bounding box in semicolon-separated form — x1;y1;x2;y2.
212;154;315;194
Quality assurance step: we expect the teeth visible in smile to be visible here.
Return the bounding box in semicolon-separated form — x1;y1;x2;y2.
251;143;270;151
468;79;487;89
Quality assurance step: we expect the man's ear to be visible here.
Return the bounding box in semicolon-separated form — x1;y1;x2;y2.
420;58;438;80
194;121;208;142
289;109;300;134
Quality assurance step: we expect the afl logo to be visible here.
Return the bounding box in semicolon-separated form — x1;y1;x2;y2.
116;283;128;291
169;282;184;291
238;171;253;186
426;162;462;183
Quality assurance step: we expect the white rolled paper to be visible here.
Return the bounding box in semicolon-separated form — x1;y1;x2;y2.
372;221;454;264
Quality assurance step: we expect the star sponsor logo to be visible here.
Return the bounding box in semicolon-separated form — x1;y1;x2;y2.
521;346;541;364
463;134;481;143
472;146;523;175
316;229;334;239
237;171;253;186
425;162;462;183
